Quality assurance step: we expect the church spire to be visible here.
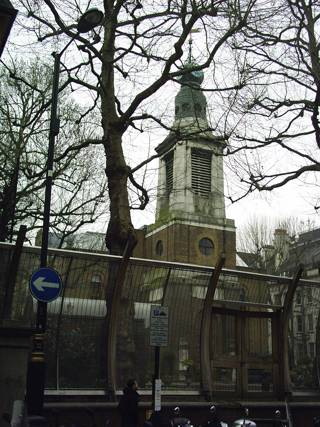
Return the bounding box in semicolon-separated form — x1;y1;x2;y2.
174;42;207;123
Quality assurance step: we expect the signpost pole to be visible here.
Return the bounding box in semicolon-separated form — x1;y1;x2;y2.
25;53;60;416
24;11;104;416
150;305;168;413
152;346;161;412
26;267;62;415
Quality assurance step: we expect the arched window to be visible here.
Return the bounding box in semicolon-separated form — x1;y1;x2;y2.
199;238;214;255
156;240;164;256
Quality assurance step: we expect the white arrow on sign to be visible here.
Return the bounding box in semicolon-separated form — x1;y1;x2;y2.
33;277;60;292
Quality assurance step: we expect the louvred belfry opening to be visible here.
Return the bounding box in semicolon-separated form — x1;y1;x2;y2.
191;148;211;197
165;151;174;195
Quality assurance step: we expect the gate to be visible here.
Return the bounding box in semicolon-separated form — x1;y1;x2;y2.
211;306;283;398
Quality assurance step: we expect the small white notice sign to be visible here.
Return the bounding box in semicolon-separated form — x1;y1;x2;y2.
150;305;169;347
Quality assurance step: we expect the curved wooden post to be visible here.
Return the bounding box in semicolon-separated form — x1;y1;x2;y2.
281;264;304;394
200;255;225;400
161;268;171;304
105;240;134;400
316;310;320;387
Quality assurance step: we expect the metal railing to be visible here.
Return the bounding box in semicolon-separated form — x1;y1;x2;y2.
1;242;320;395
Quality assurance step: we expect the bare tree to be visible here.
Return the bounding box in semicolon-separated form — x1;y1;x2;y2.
0;59;107;242
224;0;320;210
10;0;259;254
237;214;316;272
238;215;274;255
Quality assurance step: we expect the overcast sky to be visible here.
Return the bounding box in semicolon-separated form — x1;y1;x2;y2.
5;1;320;239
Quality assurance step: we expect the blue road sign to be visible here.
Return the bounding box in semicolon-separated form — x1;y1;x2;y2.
29;267;62;303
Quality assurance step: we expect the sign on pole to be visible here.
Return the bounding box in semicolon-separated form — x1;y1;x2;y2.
29;267;62;303
150;305;168;347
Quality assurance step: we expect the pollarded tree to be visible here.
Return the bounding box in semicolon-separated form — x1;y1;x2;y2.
0;59;107;242
11;0;258;254
224;0;320;208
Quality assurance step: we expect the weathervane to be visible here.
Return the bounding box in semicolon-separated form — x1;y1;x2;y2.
188;28;200;62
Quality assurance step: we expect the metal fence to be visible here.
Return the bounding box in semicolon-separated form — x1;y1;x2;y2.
1;242;320;395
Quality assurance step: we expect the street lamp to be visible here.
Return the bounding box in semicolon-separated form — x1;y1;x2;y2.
25;8;104;416
0;0;18;57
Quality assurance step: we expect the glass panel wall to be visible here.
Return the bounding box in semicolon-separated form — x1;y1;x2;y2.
289;283;320;391
1;243;320;395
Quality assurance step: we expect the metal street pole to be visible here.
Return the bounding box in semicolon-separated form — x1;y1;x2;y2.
152;346;161;412
26;52;60;415
38;51;61;331
25;9;104;415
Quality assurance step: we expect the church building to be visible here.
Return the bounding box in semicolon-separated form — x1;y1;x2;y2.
134;58;236;268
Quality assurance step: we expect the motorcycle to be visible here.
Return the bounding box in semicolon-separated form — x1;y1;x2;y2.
233;408;289;427
202;405;228;427
170;407;193;427
232;409;256;427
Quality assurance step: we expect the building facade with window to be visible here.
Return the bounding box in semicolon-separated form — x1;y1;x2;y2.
134;60;236;268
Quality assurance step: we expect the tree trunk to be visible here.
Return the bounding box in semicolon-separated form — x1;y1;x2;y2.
101;9;137;256
103;128;137;255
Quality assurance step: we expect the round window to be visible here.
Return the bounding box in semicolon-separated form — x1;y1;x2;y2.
155;240;164;256
199;238;214;256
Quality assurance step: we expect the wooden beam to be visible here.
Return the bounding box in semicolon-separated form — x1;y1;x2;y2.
200;254;225;400
212;306;275;318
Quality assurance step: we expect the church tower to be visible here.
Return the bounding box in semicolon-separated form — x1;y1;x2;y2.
139;57;236;268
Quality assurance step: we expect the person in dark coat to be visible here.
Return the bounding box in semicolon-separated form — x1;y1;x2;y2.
118;379;140;427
